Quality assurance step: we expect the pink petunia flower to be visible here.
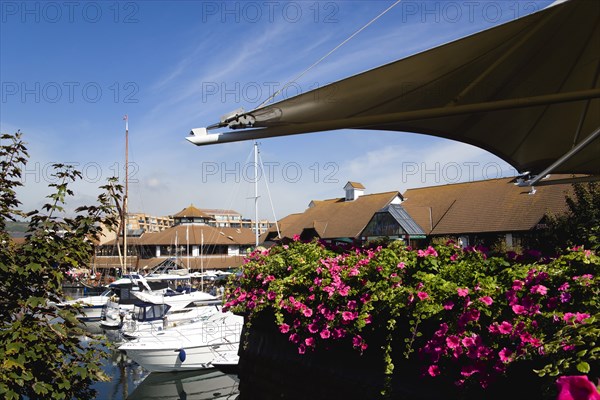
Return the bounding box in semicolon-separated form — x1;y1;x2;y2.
512;280;524;290
499;348;513;363
280;323;290;334
332;327;346;339
498;321;513;334
556;375;600;400
338;285;350;296
576;312;591;324
417;291;429;301
428;365;440;377
397;262;406;269
530;285;548;295
446;336;460;349
352;335;363;348
457;288;469;297
562;343;576;352
512;304;526;315
342;311;357;321
417;246;438;258
563;312;590;325
443;301;454;310
320;329;331;339
305;337;315;347
462;336;476;349
478;296;493;306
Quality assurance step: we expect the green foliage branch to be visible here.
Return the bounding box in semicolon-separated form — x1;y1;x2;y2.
0;132;122;400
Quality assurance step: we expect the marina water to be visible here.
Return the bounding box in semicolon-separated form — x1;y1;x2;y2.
65;287;240;400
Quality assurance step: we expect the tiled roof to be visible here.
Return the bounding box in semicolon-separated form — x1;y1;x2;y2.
200;208;241;216
172;204;211;219
266;191;401;240
345;181;366;189
105;225;256;246
136;255;246;271
401;176;573;235
138;225;255;246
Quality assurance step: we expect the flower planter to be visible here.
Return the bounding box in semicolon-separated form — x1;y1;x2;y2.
236;310;551;400
236;310;451;400
228;242;598;400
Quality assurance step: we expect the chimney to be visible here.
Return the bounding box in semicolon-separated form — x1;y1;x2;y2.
344;181;365;201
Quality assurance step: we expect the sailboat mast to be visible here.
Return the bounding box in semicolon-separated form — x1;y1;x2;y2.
123;114;129;276
254;141;259;248
200;230;204;291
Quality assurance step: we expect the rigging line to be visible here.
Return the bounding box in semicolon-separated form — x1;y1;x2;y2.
257;150;281;239
256;0;403;109
203;143;255;270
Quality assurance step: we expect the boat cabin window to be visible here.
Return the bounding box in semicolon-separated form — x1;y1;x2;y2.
134;304;170;321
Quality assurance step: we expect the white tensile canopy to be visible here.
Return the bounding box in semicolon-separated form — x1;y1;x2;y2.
187;0;600;184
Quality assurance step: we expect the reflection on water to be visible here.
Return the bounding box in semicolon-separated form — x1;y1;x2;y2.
129;369;239;400
91;343;239;400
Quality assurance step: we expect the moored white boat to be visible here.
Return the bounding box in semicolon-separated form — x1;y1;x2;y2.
119;311;243;372
58;273;148;326
58;289;111;323
211;348;240;375
120;301;221;339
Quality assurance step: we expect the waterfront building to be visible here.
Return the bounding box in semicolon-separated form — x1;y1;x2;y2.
263;182;425;245
95;204;256;272
127;213;174;233
199;208;273;235
400;175;574;249
264;176;576;249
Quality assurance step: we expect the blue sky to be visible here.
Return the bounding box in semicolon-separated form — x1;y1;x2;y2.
1;0;555;221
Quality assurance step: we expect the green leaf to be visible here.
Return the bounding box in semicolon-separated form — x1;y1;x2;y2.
576;361;590;374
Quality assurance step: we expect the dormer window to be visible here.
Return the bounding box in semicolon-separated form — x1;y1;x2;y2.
344;181;365;201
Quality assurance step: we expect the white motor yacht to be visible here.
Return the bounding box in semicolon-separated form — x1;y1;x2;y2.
119;311;243;372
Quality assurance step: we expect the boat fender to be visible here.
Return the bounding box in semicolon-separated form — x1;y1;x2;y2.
178;348;186;362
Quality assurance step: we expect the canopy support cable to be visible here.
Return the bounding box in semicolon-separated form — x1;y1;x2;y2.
256;0;402;109
257;150;281;239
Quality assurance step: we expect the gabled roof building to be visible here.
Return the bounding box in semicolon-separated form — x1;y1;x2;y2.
265;177;575;249
264;182;424;244
96;204;256;271
401;176;574;248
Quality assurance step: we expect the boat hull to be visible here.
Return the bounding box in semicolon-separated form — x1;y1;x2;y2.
120;312;243;372
123;342;239;372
